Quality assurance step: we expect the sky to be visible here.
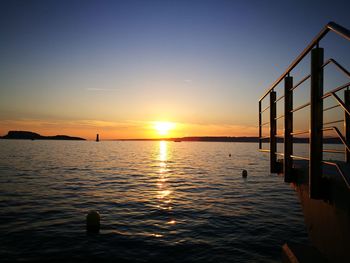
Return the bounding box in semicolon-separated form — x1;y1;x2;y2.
0;0;350;139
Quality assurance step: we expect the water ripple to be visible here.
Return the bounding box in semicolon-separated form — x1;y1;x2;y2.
0;141;308;262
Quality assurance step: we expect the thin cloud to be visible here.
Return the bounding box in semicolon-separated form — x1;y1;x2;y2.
86;88;119;91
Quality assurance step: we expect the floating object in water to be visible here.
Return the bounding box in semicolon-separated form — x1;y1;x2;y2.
242;170;248;178
229;154;231;157
96;134;99;142
86;210;100;233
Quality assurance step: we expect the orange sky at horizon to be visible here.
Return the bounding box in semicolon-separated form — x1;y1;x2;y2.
0;119;258;140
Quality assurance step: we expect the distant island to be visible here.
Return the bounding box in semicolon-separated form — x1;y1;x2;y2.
0;131;86;141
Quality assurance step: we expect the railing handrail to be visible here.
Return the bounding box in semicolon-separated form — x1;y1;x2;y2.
259;21;350;101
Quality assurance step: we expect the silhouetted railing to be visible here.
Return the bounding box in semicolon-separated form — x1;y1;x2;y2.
258;22;350;198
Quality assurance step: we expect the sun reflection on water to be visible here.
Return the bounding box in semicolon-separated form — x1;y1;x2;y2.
159;141;167;162
157;189;172;199
167;220;176;225
156;140;173;213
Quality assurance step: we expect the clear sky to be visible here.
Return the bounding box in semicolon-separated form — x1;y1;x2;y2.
1;0;350;139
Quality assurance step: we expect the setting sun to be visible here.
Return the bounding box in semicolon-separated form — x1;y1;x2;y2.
154;122;175;136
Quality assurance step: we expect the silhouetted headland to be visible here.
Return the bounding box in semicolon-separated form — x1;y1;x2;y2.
1;131;85;140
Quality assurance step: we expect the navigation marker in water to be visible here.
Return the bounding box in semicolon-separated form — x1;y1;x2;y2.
96;134;99;142
86;210;100;233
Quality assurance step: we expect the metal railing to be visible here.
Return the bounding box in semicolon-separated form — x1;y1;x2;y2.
258;22;350;198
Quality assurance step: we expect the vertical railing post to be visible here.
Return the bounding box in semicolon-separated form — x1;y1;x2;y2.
310;46;324;199
270;91;277;173
345;89;350;163
284;76;293;182
259;101;262;150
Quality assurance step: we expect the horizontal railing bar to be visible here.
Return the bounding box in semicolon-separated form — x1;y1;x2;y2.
261;121;270;126
259;21;350;101
323;160;337;167
260;105;270;114
275;114;285;120
323;160;335;166
322;81;350;99
323;119;344;126
323;149;345;153
323;104;340;112
275;95;285;103
259;149;270;153
291;130;309;136
291;155;309;161
276;152;284;156
291;74;311;91
322;127;334;131
291;102;311;113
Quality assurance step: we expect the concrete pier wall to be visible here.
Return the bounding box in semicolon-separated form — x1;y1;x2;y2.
291;163;350;262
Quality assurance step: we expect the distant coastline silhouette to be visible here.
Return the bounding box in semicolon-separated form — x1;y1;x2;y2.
0;131;85;140
0;131;342;143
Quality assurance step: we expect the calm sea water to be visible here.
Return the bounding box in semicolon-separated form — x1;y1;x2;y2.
0;141;309;262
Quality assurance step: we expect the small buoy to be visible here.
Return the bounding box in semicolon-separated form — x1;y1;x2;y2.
86;210;100;233
229;154;231;157
242;170;248;178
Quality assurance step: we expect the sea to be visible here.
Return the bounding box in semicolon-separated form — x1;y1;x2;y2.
0;140;310;262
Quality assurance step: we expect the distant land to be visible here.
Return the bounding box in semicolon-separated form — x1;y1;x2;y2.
115;136;341;144
0;131;342;143
116;136;260;142
0;131;86;140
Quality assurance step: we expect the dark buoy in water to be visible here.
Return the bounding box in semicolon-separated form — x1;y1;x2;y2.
229;154;231;157
86;210;100;233
242;170;248;178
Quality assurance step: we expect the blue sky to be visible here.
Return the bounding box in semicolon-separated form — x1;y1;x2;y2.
0;0;349;138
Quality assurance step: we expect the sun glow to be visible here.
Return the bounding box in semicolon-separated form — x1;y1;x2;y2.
154;121;175;136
